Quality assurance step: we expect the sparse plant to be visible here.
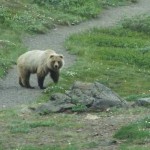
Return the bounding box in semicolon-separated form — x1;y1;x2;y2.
72;103;87;112
114;117;150;149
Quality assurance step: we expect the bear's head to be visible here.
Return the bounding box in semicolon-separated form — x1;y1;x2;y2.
47;54;64;71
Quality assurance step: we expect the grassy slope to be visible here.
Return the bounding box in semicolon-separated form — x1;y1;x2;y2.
0;0;102;77
64;28;150;98
0;0;136;77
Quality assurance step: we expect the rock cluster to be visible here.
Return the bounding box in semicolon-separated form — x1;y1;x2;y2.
35;81;127;114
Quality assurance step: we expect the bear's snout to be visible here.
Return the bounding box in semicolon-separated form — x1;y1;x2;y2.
53;61;60;70
54;64;58;69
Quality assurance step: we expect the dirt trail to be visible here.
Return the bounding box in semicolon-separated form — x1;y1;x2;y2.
0;0;150;109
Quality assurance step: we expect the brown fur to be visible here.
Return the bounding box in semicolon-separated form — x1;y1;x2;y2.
17;49;64;89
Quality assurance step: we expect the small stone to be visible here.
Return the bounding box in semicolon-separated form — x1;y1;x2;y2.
136;98;150;107
85;114;99;120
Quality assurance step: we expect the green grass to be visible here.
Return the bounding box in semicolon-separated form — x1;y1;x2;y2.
19;145;79;150
63;27;150;98
114;117;150;150
0;107;149;150
114;117;150;140
122;14;150;35
9;115;78;134
43;42;150;100
120;145;150;150
0;0;137;77
0;109;88;150
100;0;137;8
41;14;150;117
0;28;26;76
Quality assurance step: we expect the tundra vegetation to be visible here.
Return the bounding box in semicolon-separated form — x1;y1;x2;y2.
0;0;150;150
0;0;137;77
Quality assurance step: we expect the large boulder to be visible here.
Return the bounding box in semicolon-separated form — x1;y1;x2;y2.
35;81;127;114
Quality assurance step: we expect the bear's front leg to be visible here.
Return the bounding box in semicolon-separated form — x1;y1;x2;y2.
37;76;46;89
50;70;59;83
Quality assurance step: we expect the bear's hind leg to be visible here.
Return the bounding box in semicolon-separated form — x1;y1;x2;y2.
21;71;34;89
19;76;24;87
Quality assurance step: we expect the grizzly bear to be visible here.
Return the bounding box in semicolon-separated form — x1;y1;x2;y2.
17;49;64;89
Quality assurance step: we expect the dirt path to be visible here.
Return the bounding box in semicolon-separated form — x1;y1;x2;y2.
0;0;150;109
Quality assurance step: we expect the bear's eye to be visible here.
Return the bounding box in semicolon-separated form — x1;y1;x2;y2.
52;61;56;64
52;61;62;67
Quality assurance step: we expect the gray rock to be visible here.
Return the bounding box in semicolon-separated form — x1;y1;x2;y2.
35;100;75;115
135;97;150;107
35;81;127;114
36;102;61;114
51;93;71;103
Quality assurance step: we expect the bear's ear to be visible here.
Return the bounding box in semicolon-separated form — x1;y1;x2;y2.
59;55;64;59
50;55;54;58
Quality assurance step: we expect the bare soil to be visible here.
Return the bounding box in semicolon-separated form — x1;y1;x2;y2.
1;108;150;150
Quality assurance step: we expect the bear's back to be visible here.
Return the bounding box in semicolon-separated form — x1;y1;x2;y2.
17;50;47;69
